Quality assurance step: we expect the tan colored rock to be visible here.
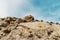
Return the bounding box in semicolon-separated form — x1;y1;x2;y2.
0;16;60;40
0;21;8;27
12;17;17;21
24;15;34;22
0;22;60;40
4;17;13;24
5;17;12;21
7;23;18;31
14;18;23;24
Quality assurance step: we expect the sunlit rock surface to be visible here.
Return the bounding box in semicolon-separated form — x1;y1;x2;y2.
0;15;60;40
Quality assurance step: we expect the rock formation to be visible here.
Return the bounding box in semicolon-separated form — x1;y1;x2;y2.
0;15;60;40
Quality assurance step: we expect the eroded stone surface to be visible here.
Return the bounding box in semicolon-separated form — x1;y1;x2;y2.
24;15;34;22
0;16;60;40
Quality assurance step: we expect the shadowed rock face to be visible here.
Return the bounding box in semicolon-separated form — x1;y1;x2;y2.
0;15;60;40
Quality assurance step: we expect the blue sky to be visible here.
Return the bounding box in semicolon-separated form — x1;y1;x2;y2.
0;0;60;23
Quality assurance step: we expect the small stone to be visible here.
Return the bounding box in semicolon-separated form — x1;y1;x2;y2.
0;31;5;39
35;20;39;22
28;34;33;38
50;22;54;24
12;17;17;21
3;29;11;33
40;20;43;22
56;22;59;25
5;17;12;23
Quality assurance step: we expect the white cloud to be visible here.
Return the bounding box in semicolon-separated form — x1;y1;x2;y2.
0;0;8;18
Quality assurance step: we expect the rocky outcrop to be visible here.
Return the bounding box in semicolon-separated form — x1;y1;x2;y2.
0;15;60;40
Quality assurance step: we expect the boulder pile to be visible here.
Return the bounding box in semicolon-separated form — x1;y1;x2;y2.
0;15;60;40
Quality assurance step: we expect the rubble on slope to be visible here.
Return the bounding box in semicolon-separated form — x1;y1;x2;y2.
0;15;60;40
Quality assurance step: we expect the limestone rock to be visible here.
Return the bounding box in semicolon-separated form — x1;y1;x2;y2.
0;21;8;27
24;15;34;22
0;16;60;40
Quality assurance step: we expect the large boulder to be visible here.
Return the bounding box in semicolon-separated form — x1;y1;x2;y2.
24;15;34;22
